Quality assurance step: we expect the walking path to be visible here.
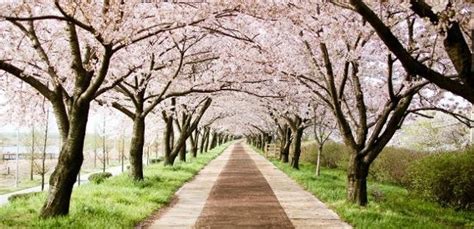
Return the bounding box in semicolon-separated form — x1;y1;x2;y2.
0;165;125;205
148;143;350;228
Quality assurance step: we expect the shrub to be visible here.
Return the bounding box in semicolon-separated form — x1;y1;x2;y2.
301;141;427;185
8;192;42;202
88;172;113;184
301;141;350;169
300;142;317;163
149;157;163;164
370;147;426;186
407;148;474;209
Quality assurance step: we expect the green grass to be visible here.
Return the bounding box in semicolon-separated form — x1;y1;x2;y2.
0;143;231;228
270;159;474;228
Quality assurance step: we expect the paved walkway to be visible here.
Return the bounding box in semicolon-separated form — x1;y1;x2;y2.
0;165;126;205
148;143;351;228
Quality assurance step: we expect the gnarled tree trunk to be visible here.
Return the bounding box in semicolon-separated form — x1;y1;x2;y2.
281;127;292;163
164;98;211;165
190;128;199;157
347;153;369;206
280;125;291;163
290;127;303;169
40;103;89;217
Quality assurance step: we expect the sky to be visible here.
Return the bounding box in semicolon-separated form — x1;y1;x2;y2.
0;99;132;136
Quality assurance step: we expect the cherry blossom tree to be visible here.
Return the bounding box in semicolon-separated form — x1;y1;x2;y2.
98;28;222;179
262;85;314;169
311;104;335;176
161;96;212;165
283;3;462;205
0;0;470;218
0;2;143;217
0;0;253;217
342;1;473;102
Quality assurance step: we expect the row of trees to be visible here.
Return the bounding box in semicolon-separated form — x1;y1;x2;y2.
241;0;472;207
0;1;253;217
0;0;471;219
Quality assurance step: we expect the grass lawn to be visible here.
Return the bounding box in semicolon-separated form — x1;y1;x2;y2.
270;159;474;228
0;143;230;228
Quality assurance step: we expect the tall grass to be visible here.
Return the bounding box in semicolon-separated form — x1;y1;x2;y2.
0;143;230;228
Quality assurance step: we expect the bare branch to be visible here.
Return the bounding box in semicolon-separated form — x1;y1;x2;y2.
408;107;473;128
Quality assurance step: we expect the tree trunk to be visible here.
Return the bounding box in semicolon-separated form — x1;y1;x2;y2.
210;131;217;149
279;140;284;160
278;127;285;161
166;99;211;165
315;144;322;176
41;109;49;192
204;130;210;152
40;104;89;218
146;145;150;165
121;137;125;172
190;129;198;157
290;127;303;169
347;154;369;206
179;140;186;162
199;128;207;154
102;117;107;173
191;143;198;157
30;125;35;181
129;116;145;180
218;134;224;145
282;128;292;163
163;115;174;166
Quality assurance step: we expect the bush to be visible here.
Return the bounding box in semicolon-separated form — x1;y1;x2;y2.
301;141;350;169
302;141;428;185
370;147;426;186
8;192;42;202
407;148;474;209
149;157;163;164
88;172;113;184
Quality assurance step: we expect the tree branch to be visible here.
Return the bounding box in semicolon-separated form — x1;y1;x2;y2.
348;0;474;103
